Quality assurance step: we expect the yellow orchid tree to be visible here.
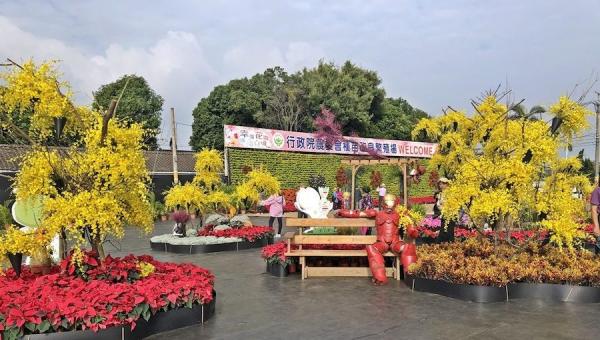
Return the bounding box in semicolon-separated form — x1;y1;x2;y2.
1;60;153;265
412;93;593;250
192;148;224;191
233;168;281;211
164;148;228;222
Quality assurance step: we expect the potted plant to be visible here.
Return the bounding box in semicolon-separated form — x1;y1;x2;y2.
153;201;165;221
261;243;290;277
171;210;190;237
0;226;40;277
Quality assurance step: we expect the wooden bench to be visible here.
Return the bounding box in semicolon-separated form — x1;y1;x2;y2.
284;217;401;280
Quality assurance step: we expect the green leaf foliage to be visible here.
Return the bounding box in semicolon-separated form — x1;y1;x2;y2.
92;75;163;150
190;61;428;150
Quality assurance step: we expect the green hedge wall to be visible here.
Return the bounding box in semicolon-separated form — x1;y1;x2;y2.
227;148;435;197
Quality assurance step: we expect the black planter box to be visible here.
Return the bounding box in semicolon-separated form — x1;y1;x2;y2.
406;277;600;304
151;236;273;255
266;262;289;277
406;277;507;303
508;282;600;303
26;290;216;339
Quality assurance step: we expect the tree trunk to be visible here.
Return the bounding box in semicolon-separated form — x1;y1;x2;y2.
91;235;105;259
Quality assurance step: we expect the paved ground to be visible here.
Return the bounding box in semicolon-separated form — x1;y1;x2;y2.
107;218;600;340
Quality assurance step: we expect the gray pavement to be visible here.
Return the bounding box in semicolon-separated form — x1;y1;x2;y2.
106;218;600;340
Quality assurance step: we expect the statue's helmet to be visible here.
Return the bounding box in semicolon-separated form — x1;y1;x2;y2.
383;193;397;209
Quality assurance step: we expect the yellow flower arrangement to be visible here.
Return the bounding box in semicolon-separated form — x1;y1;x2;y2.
395;204;423;229
0;226;49;256
232;168;281;211
412;94;592;249
164;183;206;212
1;60;154;263
0;60;94;141
193;148;224;191
205;191;232;213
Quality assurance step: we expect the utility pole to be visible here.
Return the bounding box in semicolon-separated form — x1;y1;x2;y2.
594;93;600;184
170;107;179;184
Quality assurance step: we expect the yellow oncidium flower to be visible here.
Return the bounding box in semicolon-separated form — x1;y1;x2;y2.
412;94;592;250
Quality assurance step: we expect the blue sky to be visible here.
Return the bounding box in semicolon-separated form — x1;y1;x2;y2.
1;0;599;153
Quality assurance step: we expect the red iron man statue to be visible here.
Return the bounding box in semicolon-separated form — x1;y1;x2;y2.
339;193;418;285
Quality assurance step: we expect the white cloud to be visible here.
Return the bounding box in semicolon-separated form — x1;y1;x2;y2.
0;16;216;148
223;40;325;78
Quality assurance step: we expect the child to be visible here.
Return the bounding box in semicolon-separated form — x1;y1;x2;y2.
260;192;285;237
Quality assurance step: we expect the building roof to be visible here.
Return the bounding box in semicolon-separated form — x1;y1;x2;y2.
0;144;196;174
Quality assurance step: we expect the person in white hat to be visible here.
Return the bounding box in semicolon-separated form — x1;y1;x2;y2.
377;183;387;210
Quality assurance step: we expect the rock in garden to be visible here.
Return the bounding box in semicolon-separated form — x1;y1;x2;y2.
214;224;232;231
230;214;251;227
205;213;229;226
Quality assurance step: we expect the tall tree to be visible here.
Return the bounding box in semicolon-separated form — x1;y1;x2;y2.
93;75;163;149
298;60;386;136
190;67;287;150
189;61;427;150
369;97;429;140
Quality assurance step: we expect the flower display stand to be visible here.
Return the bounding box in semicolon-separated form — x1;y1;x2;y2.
151;236;273;254
26;291;217;340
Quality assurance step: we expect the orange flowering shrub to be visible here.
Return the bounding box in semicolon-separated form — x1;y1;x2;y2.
409;239;600;287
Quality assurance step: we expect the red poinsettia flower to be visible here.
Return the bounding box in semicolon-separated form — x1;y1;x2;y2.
0;254;214;336
197;226;273;242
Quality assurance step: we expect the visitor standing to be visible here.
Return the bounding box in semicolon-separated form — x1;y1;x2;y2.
332;187;341;210
377;183;387;210
589;182;600;251
360;189;373;211
260;192;285;237
434;177;454;243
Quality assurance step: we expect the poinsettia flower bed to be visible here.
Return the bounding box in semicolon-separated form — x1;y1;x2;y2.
409;238;600;287
260;243;365;267
0;254;214;339
197;226;273;242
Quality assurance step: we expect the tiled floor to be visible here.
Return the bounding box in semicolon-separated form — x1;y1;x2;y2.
108;219;600;340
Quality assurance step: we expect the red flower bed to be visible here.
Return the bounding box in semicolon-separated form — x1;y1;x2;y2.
0;254;214;338
197;226;273;242
260;242;365;266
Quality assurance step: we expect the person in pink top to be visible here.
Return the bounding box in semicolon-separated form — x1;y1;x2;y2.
260;192;285;237
377;183;386;210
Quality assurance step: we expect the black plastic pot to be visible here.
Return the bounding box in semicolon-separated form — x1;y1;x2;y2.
266;262;289;277
7;252;23;277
